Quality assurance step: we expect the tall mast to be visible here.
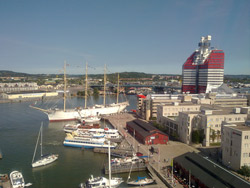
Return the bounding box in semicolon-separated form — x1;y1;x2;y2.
103;64;106;106
85;62;88;109
108;140;111;188
41;122;43;158
116;73;119;104
63;61;67;112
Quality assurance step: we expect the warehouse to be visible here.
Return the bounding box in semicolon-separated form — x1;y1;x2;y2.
126;119;168;145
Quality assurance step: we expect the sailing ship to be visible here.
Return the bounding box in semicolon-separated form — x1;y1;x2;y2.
32;123;58;168
79;141;123;188
39;62;128;122
9;171;25;188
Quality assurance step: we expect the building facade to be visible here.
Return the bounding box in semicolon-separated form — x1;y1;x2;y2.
182;35;224;94
222;124;250;171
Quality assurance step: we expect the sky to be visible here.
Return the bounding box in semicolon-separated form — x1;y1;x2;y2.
0;0;249;75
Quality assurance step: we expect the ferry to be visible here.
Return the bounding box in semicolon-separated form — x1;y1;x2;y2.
63;133;117;149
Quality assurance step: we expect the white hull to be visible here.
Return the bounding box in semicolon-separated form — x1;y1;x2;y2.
32;154;58;168
10;171;25;188
47;102;128;122
63;134;117;149
127;177;154;186
82;176;123;188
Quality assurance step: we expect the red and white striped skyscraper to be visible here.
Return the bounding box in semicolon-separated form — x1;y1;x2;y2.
182;35;224;94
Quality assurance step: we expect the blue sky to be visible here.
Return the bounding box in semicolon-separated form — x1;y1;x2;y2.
0;0;249;75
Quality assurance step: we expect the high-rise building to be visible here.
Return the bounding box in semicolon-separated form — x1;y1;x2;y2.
182;35;224;94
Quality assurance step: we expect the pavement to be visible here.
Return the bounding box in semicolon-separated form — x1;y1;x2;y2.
104;113;200;188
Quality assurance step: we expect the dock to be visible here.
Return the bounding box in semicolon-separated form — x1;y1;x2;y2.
104;162;147;174
93;148;133;157
0;174;11;188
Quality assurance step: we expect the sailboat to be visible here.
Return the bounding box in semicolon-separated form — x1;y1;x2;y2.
32;122;59;168
79;141;123;188
36;62;128;122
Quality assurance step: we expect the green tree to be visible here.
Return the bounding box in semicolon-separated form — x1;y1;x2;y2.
192;130;200;144
238;165;250;177
210;129;217;142
93;88;99;96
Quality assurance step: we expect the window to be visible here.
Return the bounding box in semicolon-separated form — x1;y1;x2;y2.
245;135;249;139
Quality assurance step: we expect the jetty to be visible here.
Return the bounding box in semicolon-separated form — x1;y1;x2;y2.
104;162;147;174
93;148;133;157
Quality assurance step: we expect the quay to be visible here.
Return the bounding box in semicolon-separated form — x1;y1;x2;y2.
104;113;200;188
0;174;11;188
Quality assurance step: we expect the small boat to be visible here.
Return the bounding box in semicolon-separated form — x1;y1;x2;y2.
9;171;25;188
81;175;123;188
80;115;101;123
79;141;123;188
32;122;59;168
127;176;155;186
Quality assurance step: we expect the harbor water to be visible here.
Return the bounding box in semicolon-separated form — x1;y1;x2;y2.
0;95;147;188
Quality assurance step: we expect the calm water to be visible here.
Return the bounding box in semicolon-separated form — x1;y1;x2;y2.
0;95;146;188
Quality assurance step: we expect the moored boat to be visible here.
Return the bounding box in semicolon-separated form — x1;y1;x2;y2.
9;171;25;188
127;176;155;186
79;141;123;188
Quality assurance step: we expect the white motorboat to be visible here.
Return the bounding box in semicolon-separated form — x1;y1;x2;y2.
127;176;155;186
81;115;101;123
9;171;25;188
82;175;123;188
79;141;123;188
32;123;58;168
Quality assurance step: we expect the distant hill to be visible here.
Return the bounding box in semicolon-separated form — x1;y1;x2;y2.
0;70;249;80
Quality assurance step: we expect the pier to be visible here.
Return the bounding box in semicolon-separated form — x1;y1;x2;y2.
104;162;147;174
93;148;133;157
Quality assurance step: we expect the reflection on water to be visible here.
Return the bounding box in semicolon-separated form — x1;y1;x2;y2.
0;95;147;188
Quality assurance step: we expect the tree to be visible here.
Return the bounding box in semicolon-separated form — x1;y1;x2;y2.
210;129;217;143
192;130;200;144
238;165;250;177
93;88;99;96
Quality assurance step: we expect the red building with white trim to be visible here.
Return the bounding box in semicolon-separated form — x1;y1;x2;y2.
182;35;224;94
126;119;168;145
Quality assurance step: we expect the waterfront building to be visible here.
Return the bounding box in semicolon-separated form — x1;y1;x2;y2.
126;119;168;145
222;121;250;171
0;91;58;100
0;82;38;93
182;35;224;94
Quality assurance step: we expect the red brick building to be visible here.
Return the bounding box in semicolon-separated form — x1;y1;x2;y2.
126;119;168;145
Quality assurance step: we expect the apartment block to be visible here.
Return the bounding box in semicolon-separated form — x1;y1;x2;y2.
222;123;250;171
